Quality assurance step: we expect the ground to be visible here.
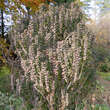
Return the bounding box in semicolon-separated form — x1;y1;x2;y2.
97;74;110;107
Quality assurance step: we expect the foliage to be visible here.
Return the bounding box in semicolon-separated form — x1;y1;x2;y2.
97;72;110;81
0;65;10;77
96;14;110;46
0;37;15;66
54;0;85;7
54;0;74;4
96;0;110;16
94;104;110;110
81;0;110;19
93;44;110;73
0;37;9;65
99;62;110;73
0;0;25;24
11;2;95;109
20;79;37;109
88;12;110;75
0;76;11;94
19;0;53;12
0;91;23;110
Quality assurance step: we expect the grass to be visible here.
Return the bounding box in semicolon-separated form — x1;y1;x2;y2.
94;104;110;110
97;71;110;81
0;66;11;77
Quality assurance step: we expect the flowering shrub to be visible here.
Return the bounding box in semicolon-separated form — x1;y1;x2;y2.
12;2;94;109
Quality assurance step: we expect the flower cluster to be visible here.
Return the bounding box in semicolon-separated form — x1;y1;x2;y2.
11;2;94;110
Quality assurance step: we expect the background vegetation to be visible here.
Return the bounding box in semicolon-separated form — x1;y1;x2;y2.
0;0;110;110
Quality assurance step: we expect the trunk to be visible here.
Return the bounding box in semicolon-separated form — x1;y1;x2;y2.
11;74;14;92
26;7;30;23
1;9;4;37
10;63;14;92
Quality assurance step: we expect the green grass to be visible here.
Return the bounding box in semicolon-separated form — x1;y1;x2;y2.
94;104;110;110
97;71;110;81
0;66;11;77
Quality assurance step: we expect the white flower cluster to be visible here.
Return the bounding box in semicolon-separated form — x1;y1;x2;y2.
12;2;93;109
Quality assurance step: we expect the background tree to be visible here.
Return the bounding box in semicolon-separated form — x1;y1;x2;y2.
0;9;5;37
96;0;110;16
0;0;10;37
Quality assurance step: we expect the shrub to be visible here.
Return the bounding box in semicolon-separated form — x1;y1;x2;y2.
99;63;110;72
11;2;95;109
0;91;23;110
92;44;110;72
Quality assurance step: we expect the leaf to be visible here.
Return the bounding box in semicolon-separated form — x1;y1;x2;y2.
19;0;53;12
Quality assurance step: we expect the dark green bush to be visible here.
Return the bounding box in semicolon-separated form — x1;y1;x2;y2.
99;63;110;72
92;44;110;72
0;91;23;110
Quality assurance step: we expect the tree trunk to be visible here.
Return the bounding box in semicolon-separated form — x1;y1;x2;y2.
10;63;14;92
1;9;4;37
65;0;67;3
11;74;14;92
26;7;30;23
